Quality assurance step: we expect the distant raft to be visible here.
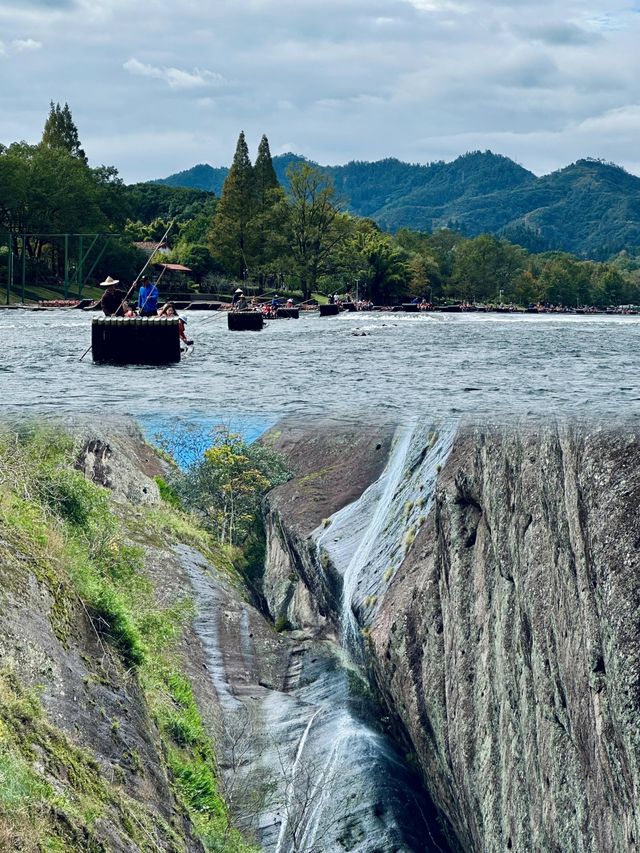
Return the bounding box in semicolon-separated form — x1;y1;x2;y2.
276;308;299;319
92;316;182;365
227;311;265;331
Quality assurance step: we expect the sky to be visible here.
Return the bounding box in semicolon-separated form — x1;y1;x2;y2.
1;0;640;183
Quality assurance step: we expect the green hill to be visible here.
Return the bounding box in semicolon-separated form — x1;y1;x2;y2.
155;152;640;259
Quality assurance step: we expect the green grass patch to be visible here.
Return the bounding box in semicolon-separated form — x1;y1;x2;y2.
0;427;258;851
154;476;183;509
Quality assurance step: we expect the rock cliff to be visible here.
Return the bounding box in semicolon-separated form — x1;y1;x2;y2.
264;420;640;852
1;418;445;853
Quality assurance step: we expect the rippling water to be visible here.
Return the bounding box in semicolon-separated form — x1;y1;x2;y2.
3;309;640;420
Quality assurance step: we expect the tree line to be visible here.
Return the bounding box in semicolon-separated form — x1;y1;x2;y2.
166;131;640;306
2;106;640;306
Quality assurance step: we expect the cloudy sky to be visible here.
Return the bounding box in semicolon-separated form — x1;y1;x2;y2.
1;0;640;183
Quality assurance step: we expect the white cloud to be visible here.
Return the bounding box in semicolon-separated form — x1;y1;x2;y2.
123;58;224;90
1;0;640;180
404;0;470;11
12;38;42;51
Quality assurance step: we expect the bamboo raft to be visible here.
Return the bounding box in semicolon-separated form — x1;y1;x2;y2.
227;311;264;331
319;304;340;317
92;316;181;364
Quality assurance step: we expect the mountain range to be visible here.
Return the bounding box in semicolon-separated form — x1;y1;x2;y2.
156;151;640;259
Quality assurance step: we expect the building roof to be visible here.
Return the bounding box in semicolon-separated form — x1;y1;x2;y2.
155;263;193;273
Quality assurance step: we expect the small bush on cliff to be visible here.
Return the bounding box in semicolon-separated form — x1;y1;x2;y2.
154;475;182;509
169;427;290;548
275;615;292;632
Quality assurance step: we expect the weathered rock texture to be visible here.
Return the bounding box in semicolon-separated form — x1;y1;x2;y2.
262;420;393;630
372;423;640;853
265;420;640;853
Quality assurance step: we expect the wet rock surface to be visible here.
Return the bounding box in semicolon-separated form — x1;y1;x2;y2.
262;420;394;630
370;423;640;852
266;420;640;852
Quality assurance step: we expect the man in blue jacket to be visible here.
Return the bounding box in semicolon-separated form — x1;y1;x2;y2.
138;276;159;315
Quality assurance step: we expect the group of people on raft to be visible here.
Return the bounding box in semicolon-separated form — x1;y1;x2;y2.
231;287;296;317
98;275;193;346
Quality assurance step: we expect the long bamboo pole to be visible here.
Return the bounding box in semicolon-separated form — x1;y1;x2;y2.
78;222;174;361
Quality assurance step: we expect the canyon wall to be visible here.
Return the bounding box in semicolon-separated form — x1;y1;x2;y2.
264;420;640;852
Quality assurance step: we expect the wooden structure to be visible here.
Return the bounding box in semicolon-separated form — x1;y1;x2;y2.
153;262;194;293
402;303;419;312
92;317;181;365
227;311;264;331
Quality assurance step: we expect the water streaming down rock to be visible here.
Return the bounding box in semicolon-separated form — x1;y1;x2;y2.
312;421;456;655
178;538;448;852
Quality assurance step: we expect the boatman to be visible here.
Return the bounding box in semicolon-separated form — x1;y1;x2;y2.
138;276;159;316
99;275;127;316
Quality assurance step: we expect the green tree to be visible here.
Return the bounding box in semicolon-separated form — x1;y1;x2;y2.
537;255;584;306
172;243;215;279
0;143;107;261
171;428;289;547
589;264;628;307
41;102;87;164
253;134;279;210
450;235;526;302
284;163;347;300
208;131;256;278
407;252;440;299
355;230;410;303
252;134;286;274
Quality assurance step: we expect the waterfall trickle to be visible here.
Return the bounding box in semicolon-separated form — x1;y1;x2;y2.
179;424;457;852
313;420;456;654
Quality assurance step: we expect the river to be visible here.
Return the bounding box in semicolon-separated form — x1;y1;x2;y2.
2;309;639;421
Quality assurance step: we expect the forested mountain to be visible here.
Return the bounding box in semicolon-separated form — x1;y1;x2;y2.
156;152;640;259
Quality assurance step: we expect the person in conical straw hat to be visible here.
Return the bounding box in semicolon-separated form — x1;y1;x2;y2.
99;275;127;316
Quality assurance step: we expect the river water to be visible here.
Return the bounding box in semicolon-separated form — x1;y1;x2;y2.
2;309;639;421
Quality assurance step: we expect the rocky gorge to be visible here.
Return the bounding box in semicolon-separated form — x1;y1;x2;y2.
262;419;640;853
0;417;638;852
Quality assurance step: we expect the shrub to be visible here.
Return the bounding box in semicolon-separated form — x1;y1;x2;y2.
154;476;182;509
275;615;292;633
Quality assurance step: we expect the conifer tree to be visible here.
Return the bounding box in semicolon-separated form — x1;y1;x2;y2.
41;101;87;164
252;134;286;273
253;134;279;210
209;131;256;278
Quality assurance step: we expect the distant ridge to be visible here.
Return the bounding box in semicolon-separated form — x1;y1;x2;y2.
155;151;640;259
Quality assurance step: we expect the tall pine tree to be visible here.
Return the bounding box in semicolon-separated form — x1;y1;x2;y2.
253;134;279;210
41;102;87;164
252;134;285;274
209;131;256;278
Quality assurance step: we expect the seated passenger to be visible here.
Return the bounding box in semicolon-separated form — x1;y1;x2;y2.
160;303;192;345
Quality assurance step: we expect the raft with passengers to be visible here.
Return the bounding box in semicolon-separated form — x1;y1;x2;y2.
226;287;301;330
88;273;194;365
